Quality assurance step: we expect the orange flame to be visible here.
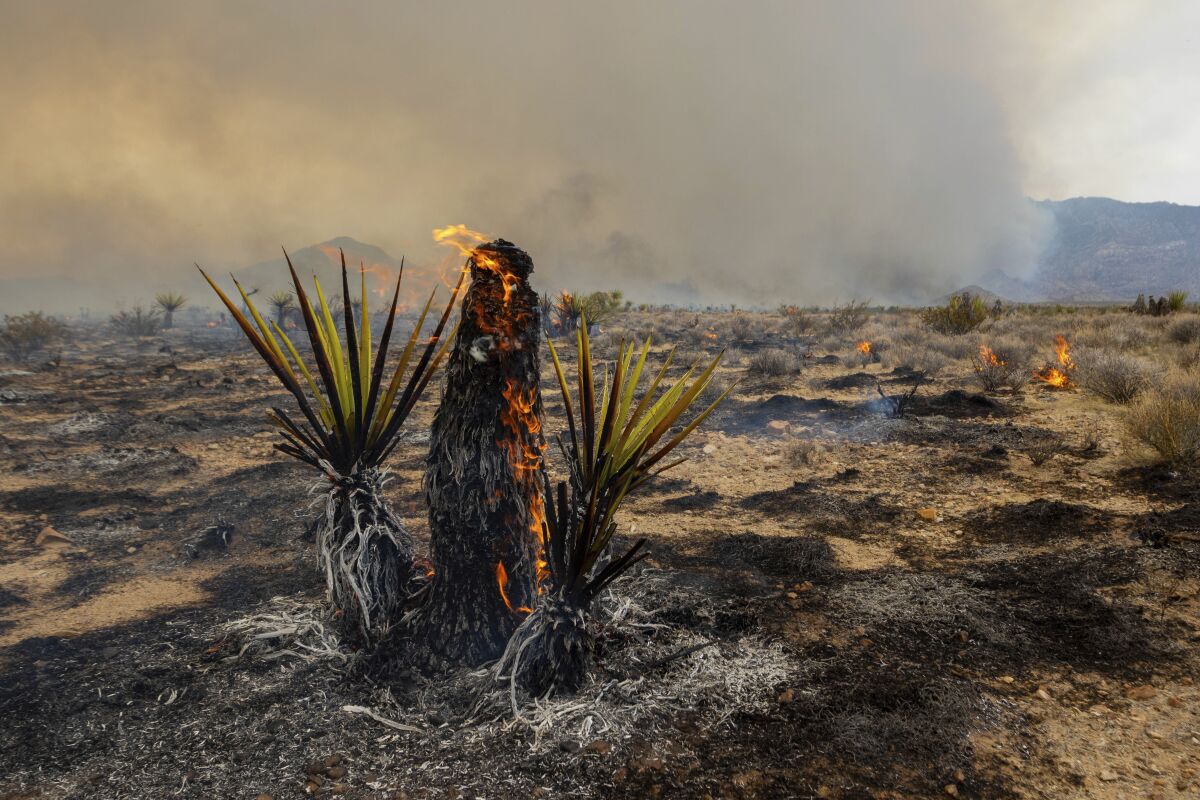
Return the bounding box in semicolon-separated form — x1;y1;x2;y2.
856;340;871;355
434;224;516;304
1033;335;1075;388
977;344;1005;368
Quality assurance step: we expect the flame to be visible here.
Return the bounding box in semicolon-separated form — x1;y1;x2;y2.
856;340;871;355
977;344;1005;368
1033;335;1075;388
703;331;718;341
1054;335;1074;370
434;224;517;304
496;561;514;611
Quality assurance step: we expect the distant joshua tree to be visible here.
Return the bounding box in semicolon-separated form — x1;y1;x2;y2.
268;291;295;327
155;292;187;328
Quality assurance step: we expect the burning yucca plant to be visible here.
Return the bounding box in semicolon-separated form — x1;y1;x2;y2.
496;318;734;695
200;252;462;646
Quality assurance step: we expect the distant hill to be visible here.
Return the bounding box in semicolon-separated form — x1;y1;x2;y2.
981;197;1200;302
237;236;405;296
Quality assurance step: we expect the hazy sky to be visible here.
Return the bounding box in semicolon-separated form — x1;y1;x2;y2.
2;0;1198;310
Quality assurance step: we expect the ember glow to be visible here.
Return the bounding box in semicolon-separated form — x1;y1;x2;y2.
1032;335;1075;388
856;341;872;355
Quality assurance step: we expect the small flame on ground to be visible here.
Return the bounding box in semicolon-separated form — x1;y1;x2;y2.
1033;335;1075;388
856;340;871;355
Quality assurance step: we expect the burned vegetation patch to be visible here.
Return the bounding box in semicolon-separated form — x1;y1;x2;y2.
740;480;901;538
963;499;1116;545
908;389;1010;419
706;531;837;584
727;393;854;434
966;546;1171;674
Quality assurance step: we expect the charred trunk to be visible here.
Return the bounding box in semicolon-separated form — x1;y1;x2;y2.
421;240;545;665
319;467;415;648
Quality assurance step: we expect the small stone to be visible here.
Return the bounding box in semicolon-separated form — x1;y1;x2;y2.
917;507;937;521
1167;696;1182;708
1127;685;1157;701
584;740;612;755
323;754;343;769
702;443;717;455
944;784;959;797
330;785;349;795
1035;687;1052;701
1099;770;1119;782
35;526;72;547
1181;677;1193;686
304;762;325;777
126;545;138;554
326;766;347;779
786;591;798;600
953;770;965;782
777;688;795;704
1000;676;1015;685
794;581;813;592
766;420;790;434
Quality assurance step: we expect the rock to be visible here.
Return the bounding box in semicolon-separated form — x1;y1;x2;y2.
1099;770;1119;782
584;740;611;756
1167;696;1182;708
1000;676;1015;684
916;507;938;521
944;784;959;796
766;420;790;434
1035;686;1052;701
1127;685;1157;701
702;443;717;455
35;526;72;547
777;688;795;704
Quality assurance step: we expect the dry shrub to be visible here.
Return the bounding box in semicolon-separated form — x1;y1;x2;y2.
785;438;824;468
1076;348;1151;404
920;292;987;335
886;342;949;376
1166;315;1200;344
747;348;800;377
971;340;1032;393
1126;370;1200;465
1;311;67;364
827;299;871;335
730;313;756;342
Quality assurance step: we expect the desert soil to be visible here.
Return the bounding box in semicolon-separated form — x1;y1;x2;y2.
1;319;1198;799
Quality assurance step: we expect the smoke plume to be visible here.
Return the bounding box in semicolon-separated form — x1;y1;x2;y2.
0;1;1165;311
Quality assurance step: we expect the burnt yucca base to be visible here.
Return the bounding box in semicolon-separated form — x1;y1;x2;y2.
421;240;546;665
497;320;734;696
200;253;462;646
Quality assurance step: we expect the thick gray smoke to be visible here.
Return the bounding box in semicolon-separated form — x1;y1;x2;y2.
0;1;1069;311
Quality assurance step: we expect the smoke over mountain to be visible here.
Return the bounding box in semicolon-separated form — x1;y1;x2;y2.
0;1;1188;311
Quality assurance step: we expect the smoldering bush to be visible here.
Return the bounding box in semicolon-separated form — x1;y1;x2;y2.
971;339;1032;393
